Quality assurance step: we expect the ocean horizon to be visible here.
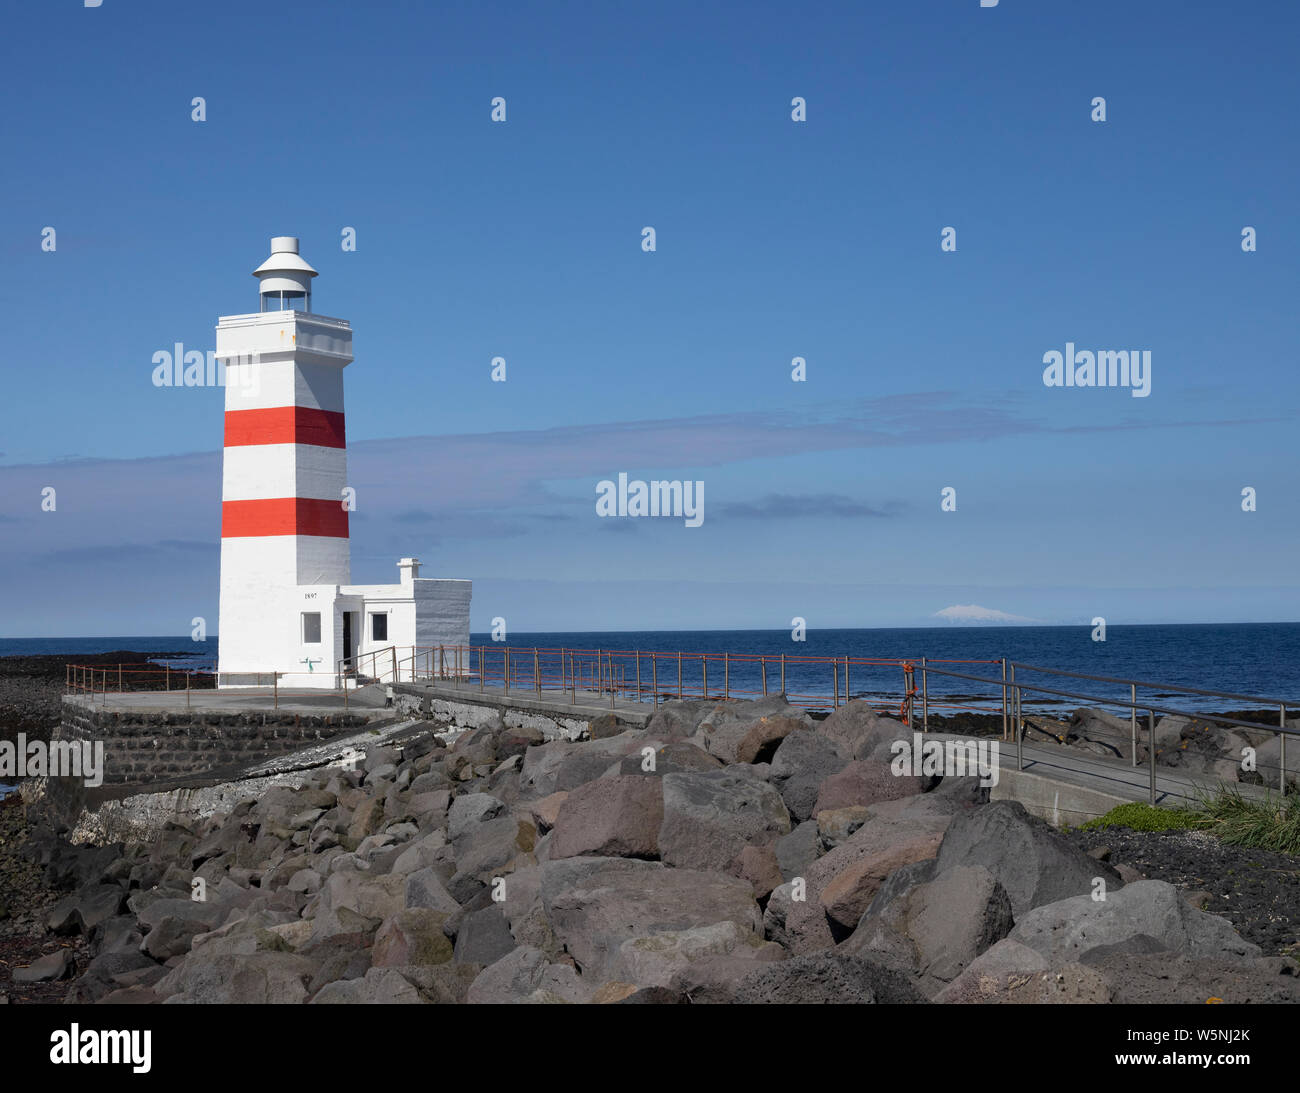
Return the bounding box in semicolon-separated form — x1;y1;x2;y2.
8;622;1300;715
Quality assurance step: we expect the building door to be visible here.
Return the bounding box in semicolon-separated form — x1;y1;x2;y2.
343;610;354;666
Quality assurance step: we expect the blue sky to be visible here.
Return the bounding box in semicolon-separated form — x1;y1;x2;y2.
1;0;1297;636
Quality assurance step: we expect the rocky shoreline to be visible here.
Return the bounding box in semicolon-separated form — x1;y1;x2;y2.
0;685;1294;1003
2;654;1297;1004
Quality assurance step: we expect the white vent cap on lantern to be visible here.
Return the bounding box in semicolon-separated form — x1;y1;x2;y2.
253;236;318;296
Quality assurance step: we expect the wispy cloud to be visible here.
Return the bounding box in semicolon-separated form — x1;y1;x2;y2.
718;493;905;520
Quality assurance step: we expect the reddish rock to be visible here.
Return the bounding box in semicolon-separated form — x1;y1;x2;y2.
736;844;784;901
735;716;805;765
549;776;664;860
527;791;569;832
813;759;923;815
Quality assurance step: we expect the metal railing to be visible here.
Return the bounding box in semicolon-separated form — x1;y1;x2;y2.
917;660;1297;803
336;643;1000;715
66;664;337;711
69;650;1300;802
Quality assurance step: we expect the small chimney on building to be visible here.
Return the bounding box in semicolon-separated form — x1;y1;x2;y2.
398;557;421;585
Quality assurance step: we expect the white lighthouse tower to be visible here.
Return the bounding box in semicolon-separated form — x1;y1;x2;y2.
215;237;471;688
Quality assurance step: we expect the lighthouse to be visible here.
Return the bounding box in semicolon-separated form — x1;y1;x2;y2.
215;237;471;688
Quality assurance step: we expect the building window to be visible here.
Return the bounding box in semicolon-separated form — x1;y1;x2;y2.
371;613;388;642
302;612;322;644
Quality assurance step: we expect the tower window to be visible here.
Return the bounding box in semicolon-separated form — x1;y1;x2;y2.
302;612;322;644
371;613;388;642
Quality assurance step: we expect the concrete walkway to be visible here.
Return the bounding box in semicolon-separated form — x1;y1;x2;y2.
993;735;1273;825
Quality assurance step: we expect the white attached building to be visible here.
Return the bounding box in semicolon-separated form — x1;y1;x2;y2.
215;236;471;688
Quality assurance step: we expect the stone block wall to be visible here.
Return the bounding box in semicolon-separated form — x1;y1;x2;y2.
59;698;381;785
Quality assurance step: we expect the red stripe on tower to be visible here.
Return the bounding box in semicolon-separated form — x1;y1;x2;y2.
224;406;346;448
222;498;350;538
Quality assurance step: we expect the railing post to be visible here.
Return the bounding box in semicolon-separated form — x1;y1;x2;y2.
921;657;930;732
702;655;707;700
391;646;396;684
274;671;279;711
678;652;683;700
1280;704;1288;793
118;664;123;692
761;656;767;697
166;665;170;692
1000;657;1008;742
832;661;839;710
610;654;616;709
1012;664;1022;771
636;652;642;703
504;647;511;693
652;653;658;708
480;647;485;692
780;653;786;697
186;666;191;710
534;649;540;694
724;652;729;701
845;656;851;704
1130;684;1138;768
1148;709;1157;805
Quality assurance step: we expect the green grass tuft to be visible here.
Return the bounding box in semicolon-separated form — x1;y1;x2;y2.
1080;789;1300;855
1080;802;1201;833
1194;785;1300;855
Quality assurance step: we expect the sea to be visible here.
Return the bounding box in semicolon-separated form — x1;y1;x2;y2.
4;623;1298;713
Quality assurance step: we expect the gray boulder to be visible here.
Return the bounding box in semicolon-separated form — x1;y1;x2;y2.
774;820;821;882
453;905;518;967
537;857;763;982
608;740;723;778
843;864;1013;990
311;966;425;1004
693;697;811;765
658;769;791;873
763;795;952;953
13;949;75;984
47;884;126;936
724;951;928;1004
932;800;1123;917
817;702;909;760
156;951;316;1003
935;938;1112;1004
447;793;506;843
1008;879;1261;964
605;920;785;990
466;945;589;1004
769;730;849;822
